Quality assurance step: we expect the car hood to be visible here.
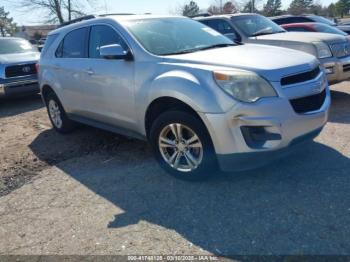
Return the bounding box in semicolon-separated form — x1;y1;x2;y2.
0;52;40;64
255;32;346;44
164;44;319;82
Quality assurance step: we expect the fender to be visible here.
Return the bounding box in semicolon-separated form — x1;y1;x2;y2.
135;69;234;134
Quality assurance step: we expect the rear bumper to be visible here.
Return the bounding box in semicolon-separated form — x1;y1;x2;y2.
0;76;39;97
321;55;350;84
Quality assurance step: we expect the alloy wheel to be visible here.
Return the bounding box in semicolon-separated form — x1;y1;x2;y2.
158;123;203;172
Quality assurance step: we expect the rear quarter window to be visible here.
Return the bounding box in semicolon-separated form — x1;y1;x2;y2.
41;34;59;58
56;27;89;58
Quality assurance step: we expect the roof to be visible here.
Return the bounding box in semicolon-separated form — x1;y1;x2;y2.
49;14;183;35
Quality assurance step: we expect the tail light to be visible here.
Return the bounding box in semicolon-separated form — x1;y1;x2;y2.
35;63;40;73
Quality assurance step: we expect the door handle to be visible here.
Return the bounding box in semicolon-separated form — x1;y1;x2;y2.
85;68;95;76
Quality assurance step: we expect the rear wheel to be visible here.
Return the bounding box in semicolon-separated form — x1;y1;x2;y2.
150;110;217;181
44;92;76;134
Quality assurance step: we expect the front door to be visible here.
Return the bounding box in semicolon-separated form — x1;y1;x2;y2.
83;24;136;130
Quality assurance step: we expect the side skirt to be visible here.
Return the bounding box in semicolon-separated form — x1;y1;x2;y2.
67;114;147;141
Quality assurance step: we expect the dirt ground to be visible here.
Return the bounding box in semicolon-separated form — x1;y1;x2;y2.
0;95;141;197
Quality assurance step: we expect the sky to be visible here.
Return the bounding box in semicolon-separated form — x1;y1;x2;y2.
0;0;338;25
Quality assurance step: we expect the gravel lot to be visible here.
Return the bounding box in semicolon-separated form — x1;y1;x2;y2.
0;82;349;255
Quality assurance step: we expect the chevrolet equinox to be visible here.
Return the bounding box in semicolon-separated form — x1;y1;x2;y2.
39;15;330;181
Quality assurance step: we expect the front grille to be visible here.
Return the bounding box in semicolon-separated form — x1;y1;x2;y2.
5;64;37;78
281;67;321;86
290;89;326;114
330;42;350;58
343;63;350;72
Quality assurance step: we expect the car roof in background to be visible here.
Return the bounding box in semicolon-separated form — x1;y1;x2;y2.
195;13;260;20
282;22;323;27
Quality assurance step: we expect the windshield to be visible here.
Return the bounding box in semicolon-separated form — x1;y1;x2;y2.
125;18;234;56
231;15;285;37
0;38;37;55
311;16;336;26
314;23;347;36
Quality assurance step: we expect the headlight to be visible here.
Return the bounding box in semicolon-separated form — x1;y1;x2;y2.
213;70;277;103
313;42;332;58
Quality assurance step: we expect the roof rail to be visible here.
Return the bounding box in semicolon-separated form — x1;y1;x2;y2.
58;15;96;28
99;13;136;17
189;12;212;18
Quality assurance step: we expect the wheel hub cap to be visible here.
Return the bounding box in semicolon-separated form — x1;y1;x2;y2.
48;100;62;129
159;123;203;173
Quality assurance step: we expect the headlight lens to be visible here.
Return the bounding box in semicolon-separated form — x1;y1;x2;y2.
313;42;332;58
213;70;277;103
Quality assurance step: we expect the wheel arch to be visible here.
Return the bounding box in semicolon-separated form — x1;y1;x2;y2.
144;97;205;138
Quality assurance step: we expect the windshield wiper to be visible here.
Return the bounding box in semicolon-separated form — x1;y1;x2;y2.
195;43;236;51
251;30;285;37
162;49;200;56
162;43;235;56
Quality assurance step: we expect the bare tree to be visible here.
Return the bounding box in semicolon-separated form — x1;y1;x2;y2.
16;0;94;24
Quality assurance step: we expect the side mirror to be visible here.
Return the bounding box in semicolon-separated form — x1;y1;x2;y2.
100;44;133;60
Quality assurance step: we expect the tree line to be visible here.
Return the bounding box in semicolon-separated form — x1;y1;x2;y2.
180;0;350;18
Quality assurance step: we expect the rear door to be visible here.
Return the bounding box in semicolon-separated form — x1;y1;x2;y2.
54;27;89;114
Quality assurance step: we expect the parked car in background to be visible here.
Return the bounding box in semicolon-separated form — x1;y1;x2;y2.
195;14;350;84
37;38;47;52
39;15;330;181
0;37;40;97
271;15;350;35
282;22;350;39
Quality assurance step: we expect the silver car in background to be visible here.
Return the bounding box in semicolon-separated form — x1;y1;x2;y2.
39;15;330;181
0;38;40;97
196;14;350;85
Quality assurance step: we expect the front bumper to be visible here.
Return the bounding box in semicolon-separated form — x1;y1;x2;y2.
200;85;330;172
0;75;39;97
321;55;350;84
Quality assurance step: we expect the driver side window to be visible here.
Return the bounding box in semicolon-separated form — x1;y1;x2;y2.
89;25;128;59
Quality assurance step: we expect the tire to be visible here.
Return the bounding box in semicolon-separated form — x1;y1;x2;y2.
149;110;218;181
44;91;76;134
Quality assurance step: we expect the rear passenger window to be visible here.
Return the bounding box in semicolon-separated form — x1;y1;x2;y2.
89;25;128;59
41;34;58;58
207;19;235;34
56;27;88;58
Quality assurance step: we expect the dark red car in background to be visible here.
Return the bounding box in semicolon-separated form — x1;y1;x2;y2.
282;22;350;40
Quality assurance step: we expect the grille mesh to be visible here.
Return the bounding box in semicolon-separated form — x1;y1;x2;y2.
290;89;326;114
281;67;320;86
5;64;37;78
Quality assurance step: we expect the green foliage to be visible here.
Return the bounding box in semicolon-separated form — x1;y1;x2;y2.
262;0;282;16
182;1;200;17
288;0;314;15
0;6;17;37
242;1;259;13
335;0;350;17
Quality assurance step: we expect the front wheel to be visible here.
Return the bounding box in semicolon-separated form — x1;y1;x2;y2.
150;110;218;181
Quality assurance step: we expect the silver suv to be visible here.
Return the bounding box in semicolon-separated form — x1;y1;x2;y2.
39;15;330;180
